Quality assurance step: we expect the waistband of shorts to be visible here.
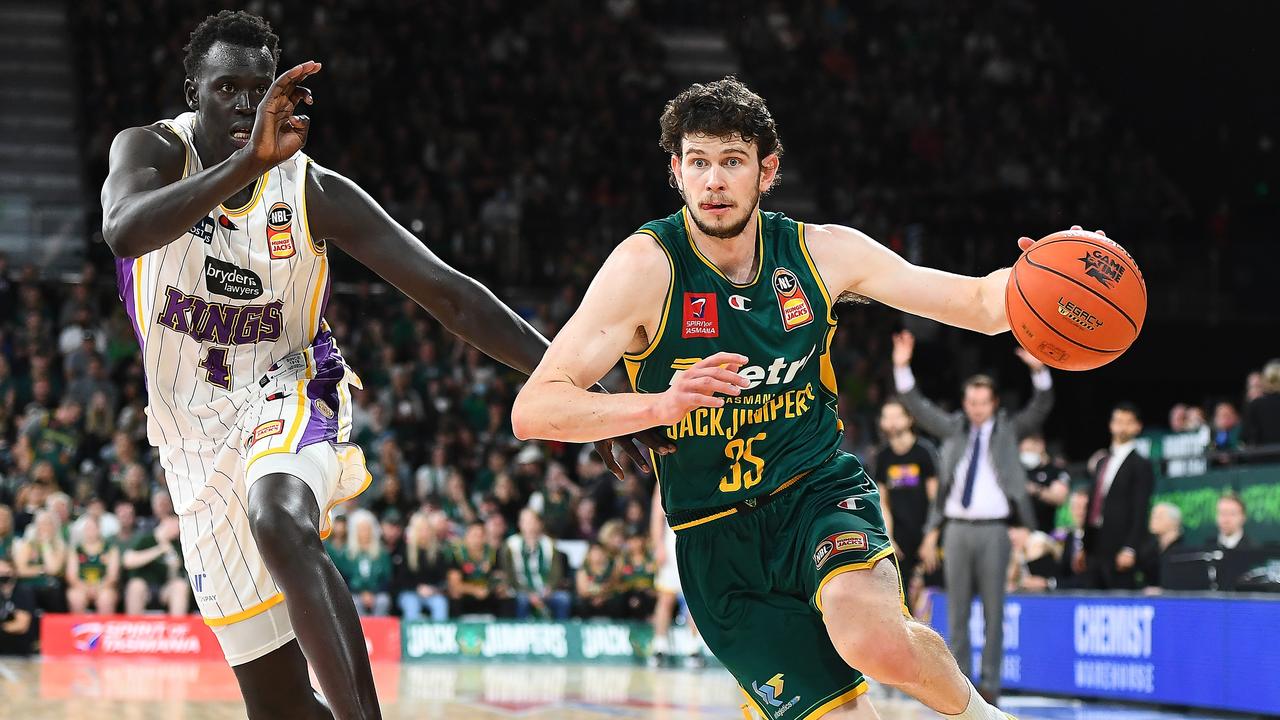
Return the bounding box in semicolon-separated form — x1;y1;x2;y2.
666;468;813;533
945;517;1011;526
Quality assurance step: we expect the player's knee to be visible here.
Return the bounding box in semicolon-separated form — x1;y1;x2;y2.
247;483;321;561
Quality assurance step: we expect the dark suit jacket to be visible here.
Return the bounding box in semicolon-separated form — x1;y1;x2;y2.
1083;450;1154;557
900;381;1052;533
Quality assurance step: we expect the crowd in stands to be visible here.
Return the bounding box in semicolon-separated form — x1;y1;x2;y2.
2;0;1275;658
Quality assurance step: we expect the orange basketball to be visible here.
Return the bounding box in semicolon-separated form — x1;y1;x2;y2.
1005;229;1146;371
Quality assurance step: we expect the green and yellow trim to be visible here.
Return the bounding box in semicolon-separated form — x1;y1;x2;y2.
681;207;765;287
796;222;837;325
622;229;676;363
221;170;268;217
807;680;871;719
204;592;284;627
813;545;896;614
669;470;810;532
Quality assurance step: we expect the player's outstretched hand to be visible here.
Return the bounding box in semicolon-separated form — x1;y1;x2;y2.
651;352;749;427
594;428;676;480
1017;224;1107;252
245;60;321;170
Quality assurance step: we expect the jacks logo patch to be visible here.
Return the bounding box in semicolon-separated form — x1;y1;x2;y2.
250;419;284;448
681;292;719;338
772;268;813;332
267;202;296;259
1078;249;1125;289
813;531;868;568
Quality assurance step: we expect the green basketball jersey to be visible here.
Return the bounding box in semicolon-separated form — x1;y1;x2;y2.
625;207;843;515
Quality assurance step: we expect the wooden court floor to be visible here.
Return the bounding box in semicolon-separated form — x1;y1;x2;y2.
0;658;1228;719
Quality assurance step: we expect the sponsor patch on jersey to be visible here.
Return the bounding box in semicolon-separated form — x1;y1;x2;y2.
267;202;296;259
313;398;335;419
772;268;814;332
728;294;752;311
204;256;263;299
189;216;215;244
836;497;863;511
250;419;284;448
681;292;719;338
813;531;868;568
217;215;238;231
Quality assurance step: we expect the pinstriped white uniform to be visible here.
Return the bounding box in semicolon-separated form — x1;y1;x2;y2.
115;112;369;660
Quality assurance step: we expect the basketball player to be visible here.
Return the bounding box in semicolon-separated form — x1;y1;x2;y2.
100;12;660;719
513;77;1048;719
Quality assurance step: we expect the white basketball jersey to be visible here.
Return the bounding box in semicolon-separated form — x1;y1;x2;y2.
116;112;334;452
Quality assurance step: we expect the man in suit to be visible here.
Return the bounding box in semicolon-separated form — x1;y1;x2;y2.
1078;403;1155;590
1207;494;1254;551
893;330;1052;703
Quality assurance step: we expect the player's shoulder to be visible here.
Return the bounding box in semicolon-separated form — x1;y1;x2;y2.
610;231;674;278
108;123;186;167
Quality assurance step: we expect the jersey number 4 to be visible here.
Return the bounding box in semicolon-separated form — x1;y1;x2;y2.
198;347;232;389
719;432;767;493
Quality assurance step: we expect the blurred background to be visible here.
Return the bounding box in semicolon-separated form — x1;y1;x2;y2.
1;0;1278;717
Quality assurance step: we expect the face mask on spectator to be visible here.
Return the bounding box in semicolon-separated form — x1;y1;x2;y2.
1020;451;1042;470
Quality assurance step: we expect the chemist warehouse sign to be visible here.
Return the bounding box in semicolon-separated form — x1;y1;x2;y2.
928;594;1280;715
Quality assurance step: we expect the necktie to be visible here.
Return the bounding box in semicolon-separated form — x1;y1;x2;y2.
960;427;982;508
1088;454;1111;527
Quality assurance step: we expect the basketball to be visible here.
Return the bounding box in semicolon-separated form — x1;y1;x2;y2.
1005;228;1147;371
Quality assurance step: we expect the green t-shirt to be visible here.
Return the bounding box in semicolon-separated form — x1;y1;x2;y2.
125;531;183;586
345;549;392;594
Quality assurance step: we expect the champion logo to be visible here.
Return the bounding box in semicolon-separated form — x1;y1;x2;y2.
728;294;752;311
837;497;863;511
218;215;238;231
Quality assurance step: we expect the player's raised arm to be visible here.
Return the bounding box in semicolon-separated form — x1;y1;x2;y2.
801;223;1034;336
510;235;750;443
100;61;320;258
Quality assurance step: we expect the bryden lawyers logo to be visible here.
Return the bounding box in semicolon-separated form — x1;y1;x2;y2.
204;256;263;299
1078;250;1125;289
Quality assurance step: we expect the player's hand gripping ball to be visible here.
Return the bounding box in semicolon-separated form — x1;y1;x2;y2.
1006;227;1146;371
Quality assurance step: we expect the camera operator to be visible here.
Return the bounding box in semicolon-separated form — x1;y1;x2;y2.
0;556;37;656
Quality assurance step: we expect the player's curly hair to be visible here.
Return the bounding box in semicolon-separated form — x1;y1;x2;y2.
182;10;281;78
659;76;783;186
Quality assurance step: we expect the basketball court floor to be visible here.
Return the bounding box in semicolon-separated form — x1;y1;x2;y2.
0;657;1231;719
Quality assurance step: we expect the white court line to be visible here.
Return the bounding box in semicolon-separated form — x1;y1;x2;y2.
0;660;18;681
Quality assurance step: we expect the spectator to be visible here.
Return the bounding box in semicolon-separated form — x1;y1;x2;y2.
13;509;67;612
0;556;37;656
621;497;648;538
380;510;406;559
1137;503;1185;591
29;401;84;487
490;473;525;531
1056;490;1090;589
113;500;138;547
617;533;657;620
499;509;570;620
1243;360;1280;446
447;522;500;616
117;463;151;519
1020;435;1070;533
576;448;618;525
440;470;477;527
528;462;580;540
65;514;120;614
324;515;349;566
893;331;1050;703
1079;403;1155;590
872;398;938;591
574;543;621;618
413;445;450;504
122;515;188;616
0;505;14;560
1211;401;1241;451
69;495;120;545
395;512;450;622
1167;403;1190;433
482;513;508;549
343;510;393;617
1207;494;1254;551
1007;527;1061;592
572;497;599;542
598;519;627;558
1184;405;1207;431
